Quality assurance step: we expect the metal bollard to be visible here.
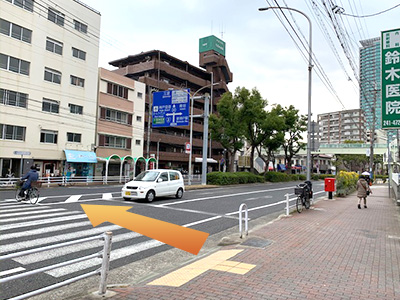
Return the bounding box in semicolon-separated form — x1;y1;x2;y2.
239;203;248;239
98;231;113;295
285;193;290;216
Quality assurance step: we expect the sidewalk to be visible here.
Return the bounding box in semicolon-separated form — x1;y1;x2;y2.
86;185;400;299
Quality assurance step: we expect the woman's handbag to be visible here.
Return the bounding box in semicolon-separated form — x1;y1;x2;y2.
366;190;370;196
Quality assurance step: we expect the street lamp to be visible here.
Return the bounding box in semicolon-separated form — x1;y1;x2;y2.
188;83;217;185
259;6;313;181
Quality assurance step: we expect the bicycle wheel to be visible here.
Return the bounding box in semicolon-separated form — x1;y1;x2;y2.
15;188;24;202
28;188;39;204
296;195;303;213
305;194;310;209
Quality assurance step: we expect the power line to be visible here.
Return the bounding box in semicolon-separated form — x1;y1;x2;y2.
341;3;400;18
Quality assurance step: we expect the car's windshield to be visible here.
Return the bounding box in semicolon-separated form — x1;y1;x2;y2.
135;171;159;182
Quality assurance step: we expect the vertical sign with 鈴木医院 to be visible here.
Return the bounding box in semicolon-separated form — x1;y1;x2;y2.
382;28;400;129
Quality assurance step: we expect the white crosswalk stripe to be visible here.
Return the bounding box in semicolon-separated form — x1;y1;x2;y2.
0;201;166;280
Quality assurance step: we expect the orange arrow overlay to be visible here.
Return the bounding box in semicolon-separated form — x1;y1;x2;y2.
81;204;209;255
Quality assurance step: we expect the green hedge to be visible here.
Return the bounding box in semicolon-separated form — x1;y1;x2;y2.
207;172;264;185
374;175;388;183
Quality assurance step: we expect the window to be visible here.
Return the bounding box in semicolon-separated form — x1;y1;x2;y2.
46;37;63;55
44;67;61;84
48;8;64;26
135;139;141;145
70;75;84;87
7;0;33;12
40;130;58;144
42;98;59;113
98;134;131;149
160;172;169;181
169;171;180;181
72;47;86;60
0;54;30;75
100;107;131;125
73;20;87;33
136;116;142;122
0;88;27;108
107;82;128;99
67;132;81;143
137;92;143;98
0;19;32;43
69;103;83;114
0;124;25;140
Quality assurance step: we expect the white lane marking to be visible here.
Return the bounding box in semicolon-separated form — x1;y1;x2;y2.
0;211;79;223
15;231;142;264
65;195;82;203
102;193;113;200
35;197;48;203
0;208;66;218
0;214;88;231
0;221;92;241
158;186;297;207
0;224;122;254
46;239;163;277
182;216;221;227
0;267;25;277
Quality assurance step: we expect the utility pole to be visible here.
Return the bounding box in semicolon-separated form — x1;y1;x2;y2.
146;88;158;158
201;93;210;185
369;86;377;177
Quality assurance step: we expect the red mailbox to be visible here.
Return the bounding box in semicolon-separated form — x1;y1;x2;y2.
325;178;335;192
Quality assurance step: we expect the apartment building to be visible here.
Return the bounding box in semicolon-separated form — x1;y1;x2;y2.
317;109;367;144
110;35;232;173
0;0;100;177
359;37;381;131
95;67;145;176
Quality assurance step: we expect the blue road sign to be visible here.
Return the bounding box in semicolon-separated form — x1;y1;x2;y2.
152;89;190;127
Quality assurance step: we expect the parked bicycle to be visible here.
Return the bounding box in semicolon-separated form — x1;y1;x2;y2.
15;180;40;204
294;181;313;213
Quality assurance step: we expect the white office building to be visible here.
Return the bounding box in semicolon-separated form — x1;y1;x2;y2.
0;0;100;177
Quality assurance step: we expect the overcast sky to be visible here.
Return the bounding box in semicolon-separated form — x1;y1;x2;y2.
82;0;400;121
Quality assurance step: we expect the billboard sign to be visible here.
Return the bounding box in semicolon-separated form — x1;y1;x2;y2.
152;89;190;127
381;28;400;129
199;35;226;56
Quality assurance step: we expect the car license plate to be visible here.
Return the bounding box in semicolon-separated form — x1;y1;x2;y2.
125;191;131;196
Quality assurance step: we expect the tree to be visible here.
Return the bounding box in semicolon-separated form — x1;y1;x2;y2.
256;104;286;170
280;105;307;171
237;87;269;173
209;90;244;172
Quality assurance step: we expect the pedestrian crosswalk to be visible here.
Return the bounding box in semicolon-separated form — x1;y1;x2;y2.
4;192;122;204
0;200;167;286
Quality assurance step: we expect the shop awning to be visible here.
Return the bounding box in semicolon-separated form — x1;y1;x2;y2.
64;150;97;163
195;158;218;164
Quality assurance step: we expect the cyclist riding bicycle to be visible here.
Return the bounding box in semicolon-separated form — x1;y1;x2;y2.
18;165;39;198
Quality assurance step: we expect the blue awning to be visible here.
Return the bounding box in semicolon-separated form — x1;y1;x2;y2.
64;150;97;163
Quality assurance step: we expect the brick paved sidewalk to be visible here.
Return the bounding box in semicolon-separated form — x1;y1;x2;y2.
92;185;400;300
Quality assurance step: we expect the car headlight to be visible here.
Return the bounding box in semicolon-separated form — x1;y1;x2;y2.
138;186;146;190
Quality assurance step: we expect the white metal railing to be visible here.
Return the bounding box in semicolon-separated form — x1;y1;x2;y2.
0;175;130;188
0;232;112;300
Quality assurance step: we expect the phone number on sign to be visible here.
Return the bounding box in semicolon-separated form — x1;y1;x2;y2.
383;120;400;127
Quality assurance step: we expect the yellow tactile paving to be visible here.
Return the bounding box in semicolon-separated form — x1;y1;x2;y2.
147;249;256;287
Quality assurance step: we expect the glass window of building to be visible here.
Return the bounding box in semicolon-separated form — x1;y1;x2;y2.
44;67;61;84
72;47;86;60
70;75;85;87
73;20;87;33
48;8;64;26
69;103;83;114
46;37;63;55
40;130;58;144
67;132;81;143
0;88;27;108
0;53;30;75
42;98;59;113
0;124;25;140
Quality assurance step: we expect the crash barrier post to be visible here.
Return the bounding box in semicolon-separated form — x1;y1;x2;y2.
0;231;113;300
239;203;248;238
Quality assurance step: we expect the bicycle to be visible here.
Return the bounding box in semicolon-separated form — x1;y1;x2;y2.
294;182;312;213
15;180;40;204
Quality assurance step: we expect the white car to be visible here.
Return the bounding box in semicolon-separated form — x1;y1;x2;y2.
121;169;185;202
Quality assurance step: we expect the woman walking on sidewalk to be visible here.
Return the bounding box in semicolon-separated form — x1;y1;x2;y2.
356;175;371;209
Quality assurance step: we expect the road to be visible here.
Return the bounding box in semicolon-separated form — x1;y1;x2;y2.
0;181;326;299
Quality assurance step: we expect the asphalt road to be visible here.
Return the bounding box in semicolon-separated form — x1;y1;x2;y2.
0;181;326;299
